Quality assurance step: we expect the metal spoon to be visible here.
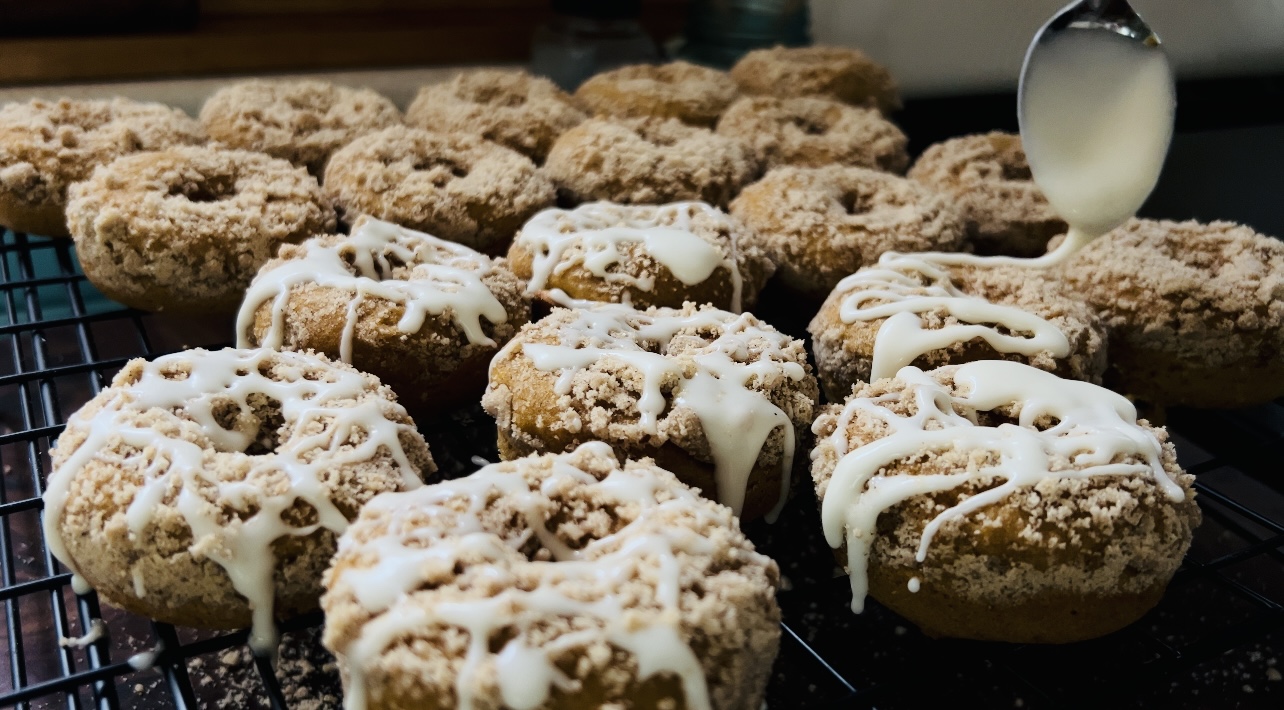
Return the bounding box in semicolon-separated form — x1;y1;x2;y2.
1016;0;1175;261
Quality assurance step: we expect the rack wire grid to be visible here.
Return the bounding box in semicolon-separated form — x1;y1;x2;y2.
1;227;1283;709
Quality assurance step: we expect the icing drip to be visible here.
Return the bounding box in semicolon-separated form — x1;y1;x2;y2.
42;348;424;655
499;304;806;519
833;252;1072;381
516;202;747;311
335;443;744;710
816;360;1185;612
236;218;510;362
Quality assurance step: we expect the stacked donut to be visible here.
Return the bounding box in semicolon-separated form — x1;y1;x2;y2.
7;41;1281;710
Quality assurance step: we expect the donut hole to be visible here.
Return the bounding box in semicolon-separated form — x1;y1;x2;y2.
788;114;830;136
411;157;470;185
168;175;238;203
470;85;528;108
838;190;874;215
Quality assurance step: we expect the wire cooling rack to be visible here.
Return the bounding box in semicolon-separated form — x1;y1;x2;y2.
2;227;1283;709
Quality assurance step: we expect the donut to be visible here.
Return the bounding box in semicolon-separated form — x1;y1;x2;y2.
543;117;758;208
404;69;587;164
808;253;1107;401
42;348;434;653
324;125;555;255
908;132;1067;257
811;360;1200;643
322;442;781;710
507;201;774;312
730;165;967;300
1057;218;1284;408
199;79;401;175
716;95;909;173
238;216;531;416
0;97;204;237
574;61;740;128
483;303;818;523
67;145;335;314
729;45;901;114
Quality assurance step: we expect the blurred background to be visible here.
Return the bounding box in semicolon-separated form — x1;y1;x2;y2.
1;0;1282;233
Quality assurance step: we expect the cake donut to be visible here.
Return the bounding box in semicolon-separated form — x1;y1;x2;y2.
811;360;1200;643
1058;218;1284;408
322;442;781;710
729;45;901;114
0;97;204;237
543;117;757;208
199;79;401;175
908;132;1067;257
507;201;774;312
716;95;909;173
483;303;818;523
808;253;1107;401
324;125;555;255
730;165;967;300
42;348;434;653
574;61;740;128
67;145;335;314
238;217;530;416
404;69;587;164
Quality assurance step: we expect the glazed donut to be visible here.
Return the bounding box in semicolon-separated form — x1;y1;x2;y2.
67;145;335;314
908;132;1067;257
574;61;740;128
729;45;901;114
716;95;909;173
43;348;434;653
404;69;587;163
808;253;1107;401
483;303;818;523
507;201;774;312
238;217;531;416
811;360;1200;643
730;165;967;300
322;442;781;710
324;125;555;255
199;79;401;175
544;117;757;208
0;97;204;237
1058;218;1284;408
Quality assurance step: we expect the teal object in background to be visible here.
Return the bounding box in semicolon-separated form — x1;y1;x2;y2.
673;0;811;68
2;229;120;326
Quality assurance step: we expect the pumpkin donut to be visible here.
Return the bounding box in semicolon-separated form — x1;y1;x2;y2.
574;61;740;128
716;95;909;173
729;45;901;114
0;97;204;237
323;125;556;255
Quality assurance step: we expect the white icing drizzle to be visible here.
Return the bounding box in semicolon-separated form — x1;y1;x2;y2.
816;360;1186;612
59;618;107;649
335;443;746;710
236;217;510;362
832;252;1071;382
516;202;748;311
496;304;807;520
128;645;162;671
42;348;424;655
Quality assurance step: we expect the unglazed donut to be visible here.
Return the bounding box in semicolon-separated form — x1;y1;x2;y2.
483;303;818;523
716;95;908;173
0;97;204;237
507;201;773;312
199;79;401;175
43;348;434;653
238;217;530;416
729;45;901;114
730;165;966;300
405;69;587;163
811;360;1200;643
322;442;781;710
67;145;335;314
1058;218;1284;408
808;253;1107;401
574;61;740;128
908;132;1067;257
324;125;555;255
543;117;757;208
